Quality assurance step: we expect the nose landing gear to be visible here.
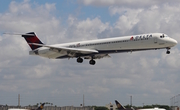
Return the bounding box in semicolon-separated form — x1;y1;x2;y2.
166;50;170;54
166;47;170;54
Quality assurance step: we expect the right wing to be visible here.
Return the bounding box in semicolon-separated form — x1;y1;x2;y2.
29;43;112;59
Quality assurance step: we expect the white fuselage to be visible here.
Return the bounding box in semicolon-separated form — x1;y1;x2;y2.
29;33;177;59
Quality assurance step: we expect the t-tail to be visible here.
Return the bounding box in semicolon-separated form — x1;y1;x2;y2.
22;32;44;50
115;100;126;110
36;103;45;110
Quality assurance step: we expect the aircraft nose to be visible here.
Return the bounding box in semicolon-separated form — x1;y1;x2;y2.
173;39;178;45
171;38;178;46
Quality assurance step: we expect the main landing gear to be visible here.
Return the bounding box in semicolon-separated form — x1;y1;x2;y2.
77;57;83;63
89;59;96;65
76;57;96;65
166;48;170;54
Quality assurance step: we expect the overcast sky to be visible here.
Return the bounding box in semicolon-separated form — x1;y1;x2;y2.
0;0;180;107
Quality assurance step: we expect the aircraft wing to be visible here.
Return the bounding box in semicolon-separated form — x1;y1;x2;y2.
29;43;99;55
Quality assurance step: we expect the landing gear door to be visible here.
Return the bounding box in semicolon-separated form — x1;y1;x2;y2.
154;38;157;43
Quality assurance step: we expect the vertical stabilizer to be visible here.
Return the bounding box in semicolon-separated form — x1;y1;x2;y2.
22;32;43;50
36;103;45;110
115;100;126;110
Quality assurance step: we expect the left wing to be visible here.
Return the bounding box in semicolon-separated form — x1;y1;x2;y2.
29;43;99;55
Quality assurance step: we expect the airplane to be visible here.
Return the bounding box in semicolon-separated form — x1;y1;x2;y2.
115;100;166;110
10;32;177;65
8;103;45;110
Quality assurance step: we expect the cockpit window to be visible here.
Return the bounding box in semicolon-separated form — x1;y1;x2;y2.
164;34;168;37
160;34;168;38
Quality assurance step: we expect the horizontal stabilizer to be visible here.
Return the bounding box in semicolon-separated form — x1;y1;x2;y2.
3;33;35;36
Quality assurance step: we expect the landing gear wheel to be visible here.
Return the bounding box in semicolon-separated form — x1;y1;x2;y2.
77;57;83;63
166;47;171;54
166;50;170;54
89;59;96;65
